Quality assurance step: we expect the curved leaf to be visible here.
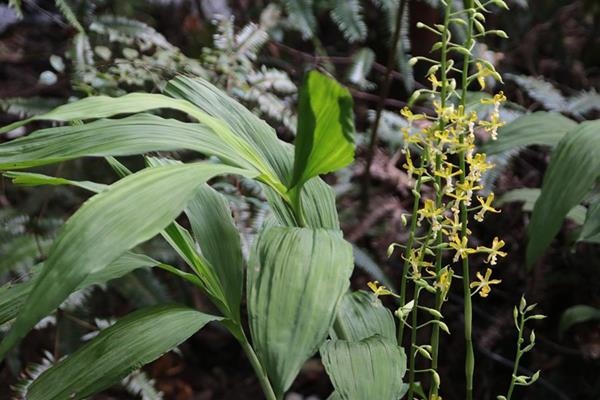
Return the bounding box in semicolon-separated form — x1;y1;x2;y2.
291;71;355;189
331;290;396;341
0;114;249;171
4;171;108;192
579;202;600;243
559;305;600;338
0;163;253;358
27;305;220;400
527;121;600;266
247;226;353;397
481;112;577;156
0;252;159;326
186;184;244;320
320;335;407;400
497;188;587;225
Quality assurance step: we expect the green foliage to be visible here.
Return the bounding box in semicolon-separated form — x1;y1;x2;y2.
0;70;363;399
26;305;219;400
320;335;407;400
291;71;355;190
559;305;600;338
527;120;600;266
481;112;577;155
331;291;396;341
247;226;353;397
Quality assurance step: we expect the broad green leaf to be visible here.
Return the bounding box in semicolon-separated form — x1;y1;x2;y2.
331;290;396;341
291;71;354;189
320;335;407;400
481;112;577;155
165;75;343;229
0;252;159;326
559;305;600;338
4;171;108;192
497;188;587;225
0;114;249;171
0;163;253;358
26;305;220;400
0;92;206;135
247;226;353;397
186;184;244;320
165;76;290;192
579;202;600;243
527;121;600;266
264;177;341;230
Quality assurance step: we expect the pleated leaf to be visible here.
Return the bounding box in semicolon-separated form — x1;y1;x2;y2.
291;71;355;189
331;290;396;341
26;305;220;400
579;202;600;243
0;114;249;171
264;177;340;230
527;120;600;266
0;163;252;358
165;76;290;192
481;111;577;155
247;226;353;397
0;252;159;326
320;335;407;400
186;184;244;320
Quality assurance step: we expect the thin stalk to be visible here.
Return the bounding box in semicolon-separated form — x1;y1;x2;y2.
429;0;453;395
362;0;408;207
458;2;476;399
398;174;424;344
406;286;422;400
506;314;526;400
227;323;278;400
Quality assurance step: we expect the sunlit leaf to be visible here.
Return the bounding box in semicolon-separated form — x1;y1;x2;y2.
291;71;354;189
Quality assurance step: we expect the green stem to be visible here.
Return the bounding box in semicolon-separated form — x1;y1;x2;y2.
458;2;476;399
398;174;423;344
429;0;453;396
506;314;525;400
406;286;422;400
227;323;278;400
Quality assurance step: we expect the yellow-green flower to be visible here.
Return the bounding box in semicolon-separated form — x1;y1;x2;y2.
476;237;507;265
449;235;478;262
367;281;399;298
469;268;502;298
474;193;501;222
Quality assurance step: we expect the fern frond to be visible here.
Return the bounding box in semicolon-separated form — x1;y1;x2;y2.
13;351;56;398
330;0;367;43
55;0;84;33
235;23;269;60
0;97;65;118
247;67;296;94
90;16;172;50
122;370;164;400
346;48;376;90
506;73;566;111
283;0;316;39
565;89;600;117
